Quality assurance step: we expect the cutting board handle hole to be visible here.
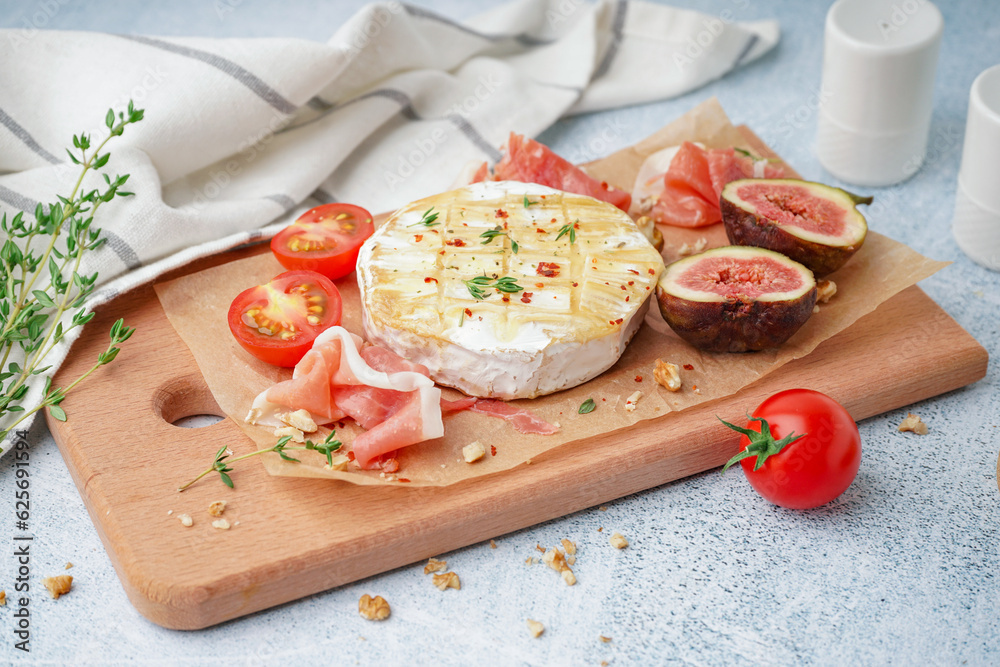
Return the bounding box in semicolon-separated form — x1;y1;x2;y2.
154;375;226;428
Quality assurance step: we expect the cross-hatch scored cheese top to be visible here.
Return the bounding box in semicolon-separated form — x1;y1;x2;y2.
357;181;666;400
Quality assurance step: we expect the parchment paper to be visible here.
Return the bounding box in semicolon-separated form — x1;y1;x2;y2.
155;98;947;487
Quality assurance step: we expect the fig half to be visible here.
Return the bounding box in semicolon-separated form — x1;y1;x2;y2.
721;179;871;277
656;246;817;353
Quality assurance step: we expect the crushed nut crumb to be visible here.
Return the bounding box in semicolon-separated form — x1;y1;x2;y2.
324;453;350;471
178;514;193;527
208;500;227;517
490;540;497;549
678;237;708;257
273;425;306;443
566;555;576;566
278;409;318;433
600;635;612;643
816;279;837;304
898;412;929;435
462;441;486;463
212;518;231;530
424;558;447;574
64;562;73;570
610;532;629;549
599;506;608;512
542;548;576;586
0;590;6;606
624;390;642;412
167;509;173;515
527;619;545;638
598;527;603;532
43;575;73;600
245;407;263;425
637;196;656;214
654;359;682;392
433;572;461;591
561;539;576;556
358;594;391;621
813;305;821;313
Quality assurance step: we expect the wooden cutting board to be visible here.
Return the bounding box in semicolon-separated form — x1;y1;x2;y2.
46;245;986;629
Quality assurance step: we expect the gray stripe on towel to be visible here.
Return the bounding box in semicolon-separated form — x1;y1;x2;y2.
0;108;61;165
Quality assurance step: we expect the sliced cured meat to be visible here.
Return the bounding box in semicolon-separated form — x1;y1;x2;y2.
467;399;559;435
491;133;631;212
351;393;435;469
265;339;346;423
638;142;791;228
441;396;478;412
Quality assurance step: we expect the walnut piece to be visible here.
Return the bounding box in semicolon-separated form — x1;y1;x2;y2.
178;513;193;528
278;409;318;433
273;425;306;443
43;575;73;600
490;540;498;549
358;594;391;621
208;500;227;517
816;279;837;304
599;635;612;643
561;539;577;556
654;359;682;392
542;548;576;586
898;412;929;435
212;518;231;530
462;441;486;463
624;390;642;412
324;453;350;472
0;590;6;606
64;562;73;570
424;558;447;574
526;619;545;638
609;532;629;549
433;572;461;591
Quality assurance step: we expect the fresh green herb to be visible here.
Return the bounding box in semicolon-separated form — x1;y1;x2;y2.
464;275;524;300
719;415;804;473
733;146;782;164
555;222;577;244
578;398;596;414
479;226;518;254
1;102;143;445
179;430;343;491
458;308;466;327
409;207;440;227
523;195;536;208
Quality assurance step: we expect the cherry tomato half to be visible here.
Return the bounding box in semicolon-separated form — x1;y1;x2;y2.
721;389;862;510
227;270;342;367
270;203;374;280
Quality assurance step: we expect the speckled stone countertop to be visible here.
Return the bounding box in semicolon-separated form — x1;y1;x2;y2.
1;0;998;664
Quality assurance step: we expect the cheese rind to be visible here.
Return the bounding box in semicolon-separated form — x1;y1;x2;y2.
357;181;665;399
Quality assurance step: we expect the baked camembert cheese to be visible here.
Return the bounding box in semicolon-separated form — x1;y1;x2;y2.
357;181;665;399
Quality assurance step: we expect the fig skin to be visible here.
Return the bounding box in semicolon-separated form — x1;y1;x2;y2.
656;247;817;353
721;180;871;277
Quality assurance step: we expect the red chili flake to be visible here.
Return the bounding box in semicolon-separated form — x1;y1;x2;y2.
683;364;694;371
628;281;634;286
439;249;446;255
648;268;655;275
615;318;623;324
609;320;615;325
692;384;699;391
495;208;508;219
536;227;546;234
490;445;497;456
502;294;510;303
414;234;423;242
520;292;534;303
535;282;544;288
645;286;651;291
604;281;610;285
572;281;579;287
573;221;580;229
382;458;399;473
424;277;438;283
635;375;643;382
602;398;607;401
536;262;560;277
446;238;467;247
550;217;557;223
601;181;609;190
346;450;356;461
464;308;473;317
628;269;640;275
625;296;630;302
620;285;627;291
398;478;411;483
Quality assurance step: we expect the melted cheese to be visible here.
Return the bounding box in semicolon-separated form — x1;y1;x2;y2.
357;181;665;399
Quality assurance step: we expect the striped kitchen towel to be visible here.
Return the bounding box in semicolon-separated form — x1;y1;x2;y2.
0;0;778;449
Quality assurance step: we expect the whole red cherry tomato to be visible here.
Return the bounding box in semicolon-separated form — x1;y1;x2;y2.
227;270;341;367
720;389;861;509
270;203;374;280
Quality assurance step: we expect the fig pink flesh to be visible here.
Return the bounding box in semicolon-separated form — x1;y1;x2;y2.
736;182;847;237
678;256;805;299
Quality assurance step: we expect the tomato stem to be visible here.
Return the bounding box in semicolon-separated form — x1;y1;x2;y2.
718;415;805;474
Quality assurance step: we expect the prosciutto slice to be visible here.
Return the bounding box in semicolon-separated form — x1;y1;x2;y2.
253;327;442;469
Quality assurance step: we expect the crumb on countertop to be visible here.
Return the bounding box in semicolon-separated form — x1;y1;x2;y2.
898;412;929;435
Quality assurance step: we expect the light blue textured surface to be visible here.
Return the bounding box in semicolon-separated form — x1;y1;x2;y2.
1;1;998;664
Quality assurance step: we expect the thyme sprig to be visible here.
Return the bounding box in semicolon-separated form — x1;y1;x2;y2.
479;226;518;254
555;222;577;244
409;207;440;227
0;102;143;446
464;275;524;300
178;431;343;491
